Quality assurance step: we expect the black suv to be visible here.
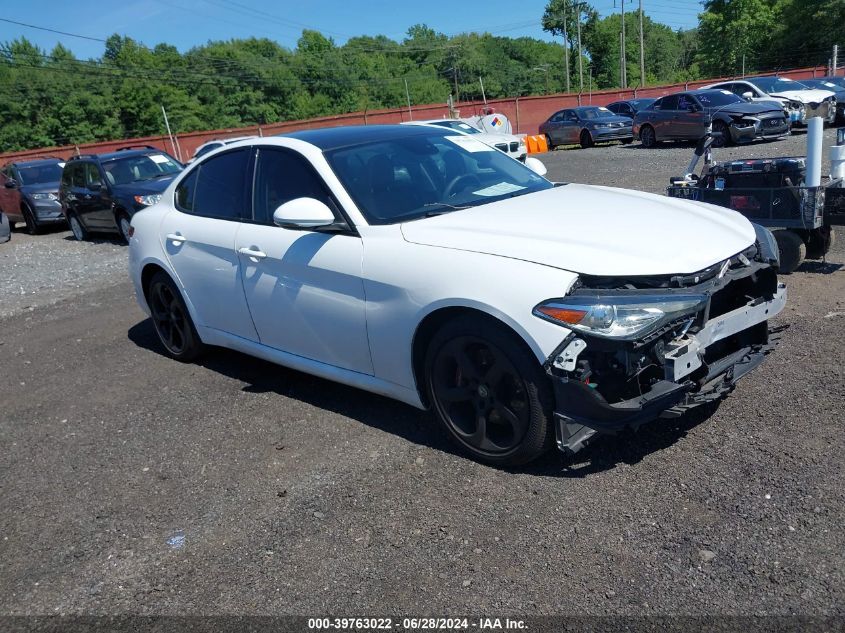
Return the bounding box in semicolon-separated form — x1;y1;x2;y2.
0;157;66;233
60;146;183;242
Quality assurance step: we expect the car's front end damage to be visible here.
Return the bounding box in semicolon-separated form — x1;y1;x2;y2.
724;111;790;143
534;224;786;455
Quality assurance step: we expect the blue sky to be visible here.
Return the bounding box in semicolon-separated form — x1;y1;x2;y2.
0;0;702;58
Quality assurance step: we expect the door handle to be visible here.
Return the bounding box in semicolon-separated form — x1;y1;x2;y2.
238;246;267;260
166;233;186;244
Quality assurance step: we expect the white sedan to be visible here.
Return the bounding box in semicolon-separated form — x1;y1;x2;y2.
403;119;527;161
128;125;786;465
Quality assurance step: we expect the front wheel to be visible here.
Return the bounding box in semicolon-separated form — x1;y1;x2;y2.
579;129;593;149
424;315;553;466
67;213;88;241
711;120;730;148
147;271;205;361
774;229;806;274
545;134;555;151
22;204;41;235
117;211;132;244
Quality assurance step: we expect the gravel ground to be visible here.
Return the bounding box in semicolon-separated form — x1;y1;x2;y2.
0;129;843;622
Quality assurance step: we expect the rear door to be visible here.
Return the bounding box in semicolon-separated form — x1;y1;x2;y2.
543;111;566;144
653;95;680;139
159;148;259;341
82;162;114;228
561;110;581;144
235;146;372;373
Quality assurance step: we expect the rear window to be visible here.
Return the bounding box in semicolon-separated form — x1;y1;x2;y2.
102;153;182;186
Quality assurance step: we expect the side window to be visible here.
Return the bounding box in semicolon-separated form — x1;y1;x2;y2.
61;165;72;188
194;143;219;159
175;169;198;212
660;95;679;110
191;149;250;220
564;110;577;121
85;163;103;187
252;148;335;225
71;163;87;188
677;94;691;110
549;111;564;122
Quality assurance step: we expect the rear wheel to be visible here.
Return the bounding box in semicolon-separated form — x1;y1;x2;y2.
640;125;657;148
67;213;87;241
806;227;835;259
147;271;205;362
579;129;593;149
545;134;555;151
424;315;553;466
774;229;806;274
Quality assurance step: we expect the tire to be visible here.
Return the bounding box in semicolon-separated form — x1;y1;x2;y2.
424;315;554;466
22;203;41;235
806;227;835;259
67;213;88;241
545;134;555;151
579;129;593;149
711;120;730;148
146;271;205;362
640;125;657;148
116;211;132;244
774;229;806;274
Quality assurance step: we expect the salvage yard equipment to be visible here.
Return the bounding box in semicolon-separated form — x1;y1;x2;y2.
667;124;843;273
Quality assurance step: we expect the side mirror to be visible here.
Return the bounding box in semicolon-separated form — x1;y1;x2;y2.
524;157;547;176
88;183;103;192
272;197;336;229
4;179;18;189
687;104;699;112
742;91;754;101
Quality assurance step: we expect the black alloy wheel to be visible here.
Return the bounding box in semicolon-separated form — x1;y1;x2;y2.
545;134;555;151
425;316;553;466
147;271;204;361
117;211;132;244
640;125;657;148
580;129;594;149
67;213;87;241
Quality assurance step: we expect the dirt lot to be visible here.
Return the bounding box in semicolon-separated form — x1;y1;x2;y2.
0;129;843;620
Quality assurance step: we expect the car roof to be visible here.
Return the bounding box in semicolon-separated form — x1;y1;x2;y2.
8;158;63;167
283;124;448;151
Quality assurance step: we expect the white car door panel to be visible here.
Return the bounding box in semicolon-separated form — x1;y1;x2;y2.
237;146;373;374
236;227;371;373
160;211;258;341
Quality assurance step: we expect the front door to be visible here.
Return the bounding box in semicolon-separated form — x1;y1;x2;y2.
160;148;258;341
235;147;372;374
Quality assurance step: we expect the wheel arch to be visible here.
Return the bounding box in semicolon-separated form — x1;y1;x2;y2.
410;304;547;408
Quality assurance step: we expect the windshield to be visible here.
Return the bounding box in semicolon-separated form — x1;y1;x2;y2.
695;91;743;107
326;130;552;225
429;121;481;134
102;153;182;185
16;162;63;185
578;107;614;120
749;77;809;94
803;79;843;92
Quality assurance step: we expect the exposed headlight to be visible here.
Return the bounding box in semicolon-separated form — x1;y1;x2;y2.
534;294;706;339
593;123;614;128
134;194;162;206
31;192;58;201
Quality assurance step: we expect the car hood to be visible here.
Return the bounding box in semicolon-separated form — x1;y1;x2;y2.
112;175;177;195
21;181;60;195
704;101;783;116
768;88;835;103
400;184;756;276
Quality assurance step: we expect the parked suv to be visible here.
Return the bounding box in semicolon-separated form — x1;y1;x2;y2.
60;146;183;242
0;157;66;233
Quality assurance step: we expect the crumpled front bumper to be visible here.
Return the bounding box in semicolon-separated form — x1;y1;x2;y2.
549;281;787;455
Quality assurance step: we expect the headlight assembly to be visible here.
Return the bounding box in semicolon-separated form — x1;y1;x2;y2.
31;192;58;201
534;294;706;339
134;194;162;206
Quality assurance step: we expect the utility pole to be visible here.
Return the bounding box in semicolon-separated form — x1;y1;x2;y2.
404;79;412;120
742;54;746;77
479;77;487;105
620;32;624;87
638;0;645;87
562;4;570;93
834;44;839;77
576;3;584;93
619;0;627;88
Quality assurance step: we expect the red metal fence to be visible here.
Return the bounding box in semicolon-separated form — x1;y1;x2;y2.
0;65;828;163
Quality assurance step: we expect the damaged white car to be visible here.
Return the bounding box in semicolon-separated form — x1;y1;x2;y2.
707;76;836;126
404;118;527;161
128;125;786;466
